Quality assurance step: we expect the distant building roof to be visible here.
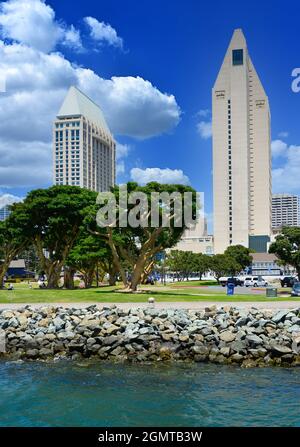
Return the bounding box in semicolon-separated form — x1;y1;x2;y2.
251;253;278;262
9;259;26;269
57;86;111;134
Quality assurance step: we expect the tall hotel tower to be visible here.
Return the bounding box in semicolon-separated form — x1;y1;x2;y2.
212;29;271;253
53;86;116;192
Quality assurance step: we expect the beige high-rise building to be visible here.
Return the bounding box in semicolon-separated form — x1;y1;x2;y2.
212;29;271;254
53;86;115;192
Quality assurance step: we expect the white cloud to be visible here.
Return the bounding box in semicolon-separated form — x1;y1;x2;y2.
0;42;180;187
116;142;130;177
62;25;83;51
271;139;288;158
0;1;181;188
130;167;190;185
116;161;125;176
0;0;62;52
0;0;83;53
0;40;180;143
272;144;300;193
0;139;52;187
116;143;130;161
77;72;181;138
278;131;289;138
197;120;212;139
0;193;23;208
197;109;210;118
84;16;123;49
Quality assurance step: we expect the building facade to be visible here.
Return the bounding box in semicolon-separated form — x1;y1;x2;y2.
272;194;300;229
250;253;282;276
53;86;116;192
212;29;271;254
0;205;10;221
175;235;214;255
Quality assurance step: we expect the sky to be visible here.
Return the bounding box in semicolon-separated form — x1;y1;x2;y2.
0;0;300;232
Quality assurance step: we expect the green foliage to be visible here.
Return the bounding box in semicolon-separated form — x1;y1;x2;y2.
269;227;300;279
210;254;240;281
97;182;198;290
224;245;253;271
0;208;32;286
12;185;97;288
166;250;211;280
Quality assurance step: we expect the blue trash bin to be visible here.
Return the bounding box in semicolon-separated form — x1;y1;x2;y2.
227;283;235;296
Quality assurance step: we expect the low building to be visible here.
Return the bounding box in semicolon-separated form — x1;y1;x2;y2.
6;259;35;279
175;235;214;255
250;253;295;276
0;205;10;221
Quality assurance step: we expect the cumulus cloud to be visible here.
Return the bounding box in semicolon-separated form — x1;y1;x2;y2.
197;109;210;118
278;131;289;138
0;0;82;53
77;72;181;138
0;193;23;208
197;120;212;139
0;139;52;188
0;40;180;144
84;16;123;49
116;143;130;161
271;139;287;158
62;25;83;51
272;144;300;193
116;142;130;177
0;1;181;188
130;167;190;185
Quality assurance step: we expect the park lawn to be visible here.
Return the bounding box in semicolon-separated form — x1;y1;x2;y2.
0;285;298;303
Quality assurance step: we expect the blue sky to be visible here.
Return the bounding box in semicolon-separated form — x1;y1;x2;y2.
0;0;300;232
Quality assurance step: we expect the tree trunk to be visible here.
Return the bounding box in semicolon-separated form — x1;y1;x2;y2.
109;273;116;286
0;262;9;289
84;267;95;288
128;252;152;291
46;263;63;288
64;266;76;289
107;229;128;287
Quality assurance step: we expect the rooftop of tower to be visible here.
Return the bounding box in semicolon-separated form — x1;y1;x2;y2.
57;86;110;134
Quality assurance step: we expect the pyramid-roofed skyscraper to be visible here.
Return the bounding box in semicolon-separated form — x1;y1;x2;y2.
212;29;271;253
53;86;115;192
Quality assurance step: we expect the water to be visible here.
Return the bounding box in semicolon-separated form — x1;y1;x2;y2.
0;360;299;427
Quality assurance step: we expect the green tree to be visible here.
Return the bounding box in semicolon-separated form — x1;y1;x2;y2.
0;209;31;287
224;245;253;272
66;230;111;288
180;251;195;280
94;182;197;291
210;254;240;282
269;227;300;279
18;185;97;288
166;250;184;281
192;253;212;280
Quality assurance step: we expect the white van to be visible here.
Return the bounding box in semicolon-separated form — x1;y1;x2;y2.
244;276;268;287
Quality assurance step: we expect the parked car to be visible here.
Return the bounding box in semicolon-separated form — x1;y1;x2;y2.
291;282;300;297
280;276;296;288
219;277;244;287
244;276;268;287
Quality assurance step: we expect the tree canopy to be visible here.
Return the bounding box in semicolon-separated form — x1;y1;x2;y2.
269;227;300;279
12;185;97;288
93;182;198;291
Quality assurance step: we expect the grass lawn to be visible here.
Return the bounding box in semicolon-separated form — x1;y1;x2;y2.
0;282;298;303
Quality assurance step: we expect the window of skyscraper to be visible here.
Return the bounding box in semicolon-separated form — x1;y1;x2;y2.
232;49;243;65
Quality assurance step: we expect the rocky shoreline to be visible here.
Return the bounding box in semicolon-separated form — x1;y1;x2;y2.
1;304;300;367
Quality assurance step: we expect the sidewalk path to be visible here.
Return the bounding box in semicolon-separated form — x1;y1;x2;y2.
0;301;299;311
